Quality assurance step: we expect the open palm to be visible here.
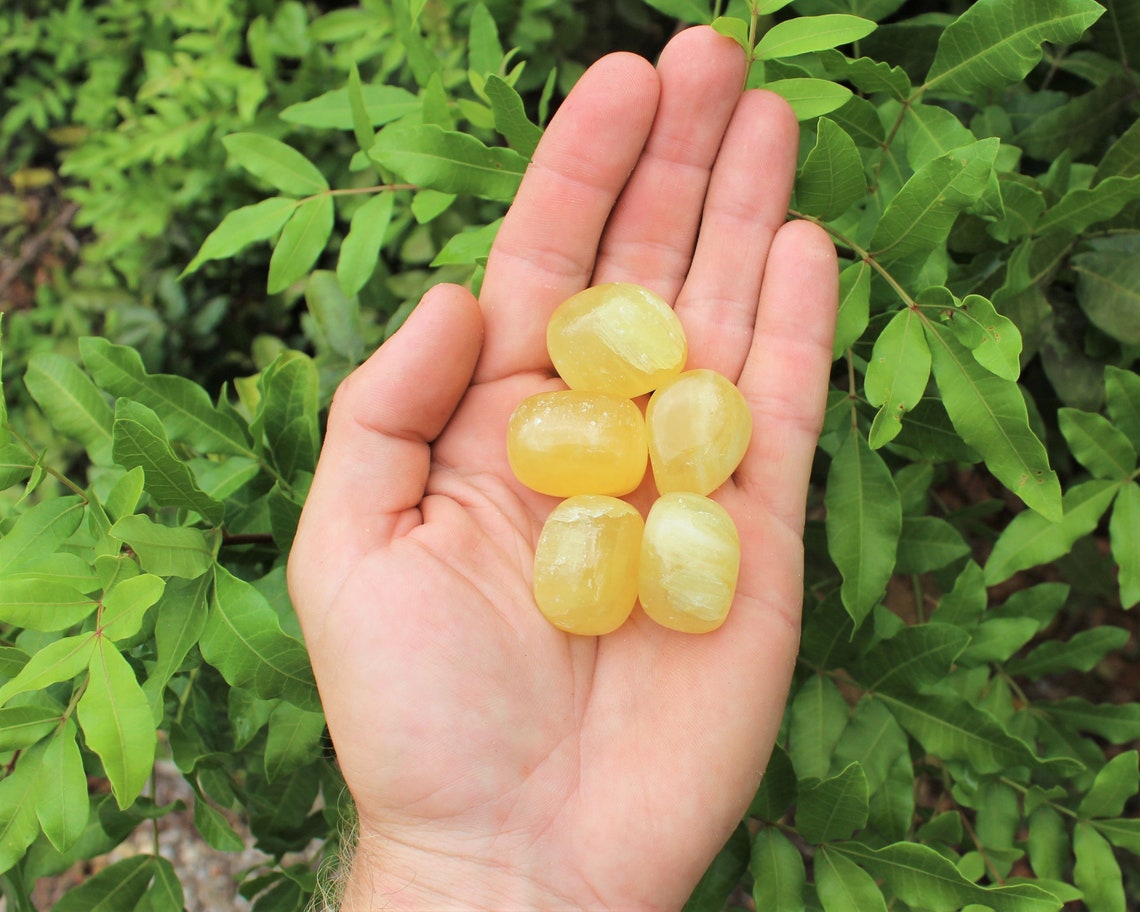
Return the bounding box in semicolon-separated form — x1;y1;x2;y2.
288;26;837;912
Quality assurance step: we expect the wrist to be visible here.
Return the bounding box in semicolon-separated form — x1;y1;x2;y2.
335;828;589;912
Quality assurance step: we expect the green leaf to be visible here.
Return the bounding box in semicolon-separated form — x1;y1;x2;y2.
192;796;245;852
1094;817;1140;855
761;78;852;120
0;704;60;753
1058;408;1137;480
946;294;1023;381
0;750;44;876
0;495;85;576
749;743;797;821
1008;625;1130;681
222;133;328;195
347;64;376;155
0;442;34;491
984;479;1119;585
35;719;88;853
865;306;931;448
182;197;298;276
831;697;910;793
824;429;901;626
111;400;225;525
960;616;1039;665
267;195;335;294
854;623;970;695
796;762;869;844
1071;244;1140;345
833;260;870;357
1079;750;1139;820
0;578;96;632
80;337;252;457
1028;805;1069;882
788;674;850;780
336;192;395;299
870;139;999;282
1105;366;1140;452
431;217;502;268
307;271;364;364
101;574;165;643
140;856;186;912
281;83;419;130
711;16;749;49
923;0;1106;96
0;634;95;707
1035;174;1140;236
77;637;157;809
751;828;806;912
797;118;865;221
1040;698;1140;743
264;701;326;782
682;823;749;912
485;74;542;159
878;692;1048;774
755;14;876;60
110;514;213;579
895;516;970;573
51;854;154;912
200;566;320;712
927;328;1061;521
23;353;114;464
259;351;320;481
371;123;527;201
1073;822;1126;912
1110;481;1140;608
143;575;210;722
815;846;888;912
641;0;712;23
819;49;910;101
833;841;1063;912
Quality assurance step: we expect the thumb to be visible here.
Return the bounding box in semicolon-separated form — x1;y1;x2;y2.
288;283;484;625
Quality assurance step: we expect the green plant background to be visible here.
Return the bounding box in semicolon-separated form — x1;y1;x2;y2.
1;0;1138;909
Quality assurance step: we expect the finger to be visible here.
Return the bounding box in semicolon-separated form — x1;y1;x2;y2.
732;218;838;536
676;90;800;380
288;284;484;619
474;52;660;383
590;26;747;300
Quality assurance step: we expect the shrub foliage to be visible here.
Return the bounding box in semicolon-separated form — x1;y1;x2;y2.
1;0;1139;909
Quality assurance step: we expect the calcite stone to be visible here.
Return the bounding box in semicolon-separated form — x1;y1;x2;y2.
507;390;648;497
547;283;687;398
639;492;740;634
647;369;752;495
533;495;644;635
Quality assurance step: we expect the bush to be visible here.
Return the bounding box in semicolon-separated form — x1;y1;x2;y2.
1;0;1138;909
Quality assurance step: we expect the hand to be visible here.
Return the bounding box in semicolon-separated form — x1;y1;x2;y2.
288;25;838;912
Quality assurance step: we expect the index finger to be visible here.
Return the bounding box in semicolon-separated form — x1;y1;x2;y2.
474;52;660;384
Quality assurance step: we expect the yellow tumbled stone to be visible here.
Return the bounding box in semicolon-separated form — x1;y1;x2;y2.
533;495;644;635
646;369;752;495
507;390;648;497
547;283;687;398
639;492;740;633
